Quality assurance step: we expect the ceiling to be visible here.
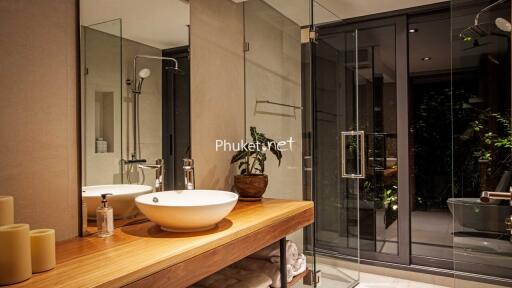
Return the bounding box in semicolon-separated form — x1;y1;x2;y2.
261;0;447;26
79;0;446;49
409;18;451;73
80;0;189;49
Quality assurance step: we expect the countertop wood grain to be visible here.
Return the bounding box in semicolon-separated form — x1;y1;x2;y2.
7;199;314;288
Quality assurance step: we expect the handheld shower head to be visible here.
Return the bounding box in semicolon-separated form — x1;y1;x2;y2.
133;69;151;94
138;68;151;79
495;17;512;32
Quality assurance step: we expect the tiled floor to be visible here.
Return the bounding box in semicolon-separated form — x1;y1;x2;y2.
357;272;448;288
307;261;449;288
295;259;449;288
297;256;509;288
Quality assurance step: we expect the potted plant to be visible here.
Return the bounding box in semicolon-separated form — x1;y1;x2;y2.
230;127;282;201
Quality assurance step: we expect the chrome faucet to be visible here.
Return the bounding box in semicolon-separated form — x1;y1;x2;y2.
479;191;511;203
480;191;512;239
183;158;195;190
139;159;165;192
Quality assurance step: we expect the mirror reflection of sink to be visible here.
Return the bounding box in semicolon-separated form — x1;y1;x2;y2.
135;190;238;232
82;185;154;219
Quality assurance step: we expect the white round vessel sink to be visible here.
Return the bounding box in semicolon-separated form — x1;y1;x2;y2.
82;184;153;219
135;190;238;232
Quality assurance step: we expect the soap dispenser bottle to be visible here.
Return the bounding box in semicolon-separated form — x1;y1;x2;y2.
96;193;114;237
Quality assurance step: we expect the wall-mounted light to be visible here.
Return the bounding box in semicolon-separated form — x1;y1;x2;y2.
421;57;432;61
409;28;418;33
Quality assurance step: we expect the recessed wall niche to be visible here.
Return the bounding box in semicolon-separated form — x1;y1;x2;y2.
94;91;114;153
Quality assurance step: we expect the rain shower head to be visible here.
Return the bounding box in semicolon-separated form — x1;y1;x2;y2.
165;66;185;75
459;24;488;41
459;0;508;41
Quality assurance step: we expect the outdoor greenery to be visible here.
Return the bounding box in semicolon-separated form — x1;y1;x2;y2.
470;110;512;162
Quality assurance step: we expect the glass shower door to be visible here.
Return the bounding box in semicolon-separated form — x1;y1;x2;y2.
310;15;409;282
309;26;361;287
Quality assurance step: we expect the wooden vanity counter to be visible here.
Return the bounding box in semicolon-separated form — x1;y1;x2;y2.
7;199;313;288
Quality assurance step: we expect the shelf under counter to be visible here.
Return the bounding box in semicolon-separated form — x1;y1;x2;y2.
7;198;314;288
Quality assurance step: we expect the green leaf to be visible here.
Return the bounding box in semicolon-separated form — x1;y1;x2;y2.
233;126;284;173
256;153;266;174
238;161;248;169
230;149;255;164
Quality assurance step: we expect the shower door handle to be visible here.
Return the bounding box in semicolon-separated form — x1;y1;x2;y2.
340;131;366;179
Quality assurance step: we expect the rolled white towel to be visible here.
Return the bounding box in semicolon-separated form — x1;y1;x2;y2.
231;258;293;288
264;253;308;279
251;240;299;265
292;254;307;276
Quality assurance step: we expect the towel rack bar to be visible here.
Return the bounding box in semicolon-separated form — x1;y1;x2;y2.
256;100;303;110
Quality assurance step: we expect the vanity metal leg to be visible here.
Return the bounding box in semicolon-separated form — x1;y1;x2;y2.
280;237;287;288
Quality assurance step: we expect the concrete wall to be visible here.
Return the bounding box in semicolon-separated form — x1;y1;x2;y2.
190;0;245;190
190;0;304;249
244;0;302;203
0;0;79;241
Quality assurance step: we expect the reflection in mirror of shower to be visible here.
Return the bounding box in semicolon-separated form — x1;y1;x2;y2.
459;0;511;40
121;55;182;187
95;91;114;153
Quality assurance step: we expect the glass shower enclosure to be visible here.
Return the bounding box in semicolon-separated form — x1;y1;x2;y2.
242;0;512;286
310;17;409;266
307;0;512;286
450;0;512;285
243;0;361;287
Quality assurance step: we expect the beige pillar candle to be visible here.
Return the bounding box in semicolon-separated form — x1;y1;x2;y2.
0;224;32;285
0;196;14;226
30;229;56;273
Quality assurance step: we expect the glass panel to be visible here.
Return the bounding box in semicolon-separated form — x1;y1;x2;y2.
313;26;361;286
243;1;315;286
356;25;398;256
82;19;123;186
409;11;454;265
451;0;512;284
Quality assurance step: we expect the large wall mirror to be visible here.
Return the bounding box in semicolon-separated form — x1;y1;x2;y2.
80;0;190;233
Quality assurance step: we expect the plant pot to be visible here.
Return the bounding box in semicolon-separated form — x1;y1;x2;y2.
234;174;268;201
